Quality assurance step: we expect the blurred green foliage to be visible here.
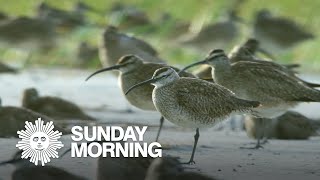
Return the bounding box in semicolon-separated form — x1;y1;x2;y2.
0;0;319;71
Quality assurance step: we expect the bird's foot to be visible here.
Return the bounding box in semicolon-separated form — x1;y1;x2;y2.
182;160;196;165
240;144;264;149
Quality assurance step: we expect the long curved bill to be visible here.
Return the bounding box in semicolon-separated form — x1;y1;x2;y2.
178;60;207;75
85;64;124;81
125;78;157;95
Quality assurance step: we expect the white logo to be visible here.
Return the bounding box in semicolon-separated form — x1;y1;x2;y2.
16;118;64;166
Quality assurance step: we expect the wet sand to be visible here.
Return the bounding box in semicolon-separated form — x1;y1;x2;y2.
0;68;319;180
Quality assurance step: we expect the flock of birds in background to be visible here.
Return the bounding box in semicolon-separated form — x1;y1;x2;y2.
0;0;320;180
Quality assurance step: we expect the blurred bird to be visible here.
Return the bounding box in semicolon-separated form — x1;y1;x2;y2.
0;61;17;73
254;9;315;52
0;16;57;51
0;11;8;21
0;98;68;138
157;13;190;39
99;26;165;68
244;111;320;148
145;156;217;180
178;10;242;52
36;1;97;31
109;2;151;29
0;150;85;180
180;49;320;118
76;41;98;67
22;88;95;120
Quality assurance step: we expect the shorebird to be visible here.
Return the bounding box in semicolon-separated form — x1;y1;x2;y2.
245;111;320;146
145;156;217;180
0;98;68;138
0;62;17;73
22;88;95;120
109;2;151;29
125;67;260;163
76;41;98;67
178;10;242;52
180;49;320;118
0;150;85;180
194;38;299;81
193;38;269;81
99;26;165;68
254;9;315;52
86;55;194;141
36;1;97;31
0;16;57;51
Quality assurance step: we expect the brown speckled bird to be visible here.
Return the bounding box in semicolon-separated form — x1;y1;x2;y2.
181;49;320;118
0;99;68;138
194;38;299;81
125;67;260;164
254;9;314;52
244;111;320;148
22;88;95;120
99;26;165;68
86;55;194;141
0;150;85;180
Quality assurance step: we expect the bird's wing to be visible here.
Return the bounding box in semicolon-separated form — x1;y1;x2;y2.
174;78;257;118
232;61;319;102
127;35;158;56
37;97;84;113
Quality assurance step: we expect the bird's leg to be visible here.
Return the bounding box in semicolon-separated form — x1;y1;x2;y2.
155;116;164;142
254;138;264;149
184;128;200;165
240;138;264;149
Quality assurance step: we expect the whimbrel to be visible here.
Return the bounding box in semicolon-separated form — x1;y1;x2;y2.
0;150;85;180
254;9;314;52
126;67;260;163
194;38;269;81
109;2;151;29
180;49;320;118
194;38;297;81
0;62;17;73
0;16;57;50
0;98;68;137
86;55;194;141
145;156;217;180
178;10;241;52
36;1;96;31
245;111;320;145
99;26;165;68
22;88;95;120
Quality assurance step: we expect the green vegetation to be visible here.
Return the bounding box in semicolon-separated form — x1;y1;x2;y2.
0;0;319;71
